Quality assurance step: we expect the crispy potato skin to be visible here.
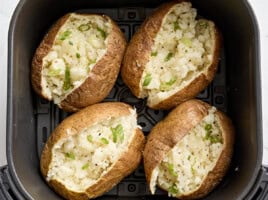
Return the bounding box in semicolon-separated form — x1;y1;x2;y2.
32;14;127;112
86;128;144;199
121;1;179;98
40;102;145;200
121;0;222;110
32;14;70;100
143;99;235;199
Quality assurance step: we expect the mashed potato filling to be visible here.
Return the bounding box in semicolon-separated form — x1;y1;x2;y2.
47;110;138;192
140;2;215;106
150;108;223;197
42;13;110;104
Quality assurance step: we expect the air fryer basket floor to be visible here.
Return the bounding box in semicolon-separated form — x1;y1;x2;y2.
35;8;229;198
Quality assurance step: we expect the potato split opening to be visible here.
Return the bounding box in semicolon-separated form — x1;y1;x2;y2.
140;2;216;107
41;13;111;104
46;109;138;192
150;107;224;197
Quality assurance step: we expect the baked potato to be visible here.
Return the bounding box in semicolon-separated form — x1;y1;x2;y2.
32;13;126;112
40;102;145;200
121;1;221;110
143;99;235;199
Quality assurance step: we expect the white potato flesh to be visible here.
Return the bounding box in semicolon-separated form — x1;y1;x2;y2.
150;108;224;197
47;109;139;192
42;14;110;104
140;2;216;106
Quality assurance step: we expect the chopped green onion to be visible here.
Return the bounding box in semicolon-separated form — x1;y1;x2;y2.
63;66;71;91
87;135;93;143
187;155;191;160
60;30;72;41
173;21;181;31
100;137;109;145
48;69;61;76
160;77;177;90
181;38;192;47
142;74;152;86
209;135;223;144
76;53;81;59
78;24;90;32
166;77;177;86
82;163;89;170
167;163;178;177
68;41;73;45
165;52;173;62
204;124;223;144
88;58;97;65
191;166;195;174
168;184;179;195
97;27;107;39
205;124;212;131
205;131;211;140
151;51;158;57
65;152;75;160
111;124;124;143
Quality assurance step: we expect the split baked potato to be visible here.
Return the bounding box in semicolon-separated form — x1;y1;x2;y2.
122;1;221;109
32;13;126;112
143;99;235;199
40;102;145;200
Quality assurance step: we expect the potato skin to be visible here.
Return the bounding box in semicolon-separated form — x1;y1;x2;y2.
32;13;127;112
40;102;145;200
121;0;222;110
32;14;70;100
143;99;235;199
121;1;178;98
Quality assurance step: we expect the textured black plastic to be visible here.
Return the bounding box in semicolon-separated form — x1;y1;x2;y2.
6;0;262;199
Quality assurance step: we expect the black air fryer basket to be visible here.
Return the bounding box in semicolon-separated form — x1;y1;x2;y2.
1;0;268;199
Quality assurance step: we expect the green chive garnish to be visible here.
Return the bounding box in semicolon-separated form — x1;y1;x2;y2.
63;66;71;91
142;74;152;86
48;69;61;76
167;163;178;177
65;152;75;160
205;124;212;131
151;51;158;57
181;38;192;47
82;163;89;170
168;184;179;195
78;24;90;32
87;135;93;143
97;27;107;39
111;124;124;143
60;30;71;41
100;137;109;145
165;52;173;62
